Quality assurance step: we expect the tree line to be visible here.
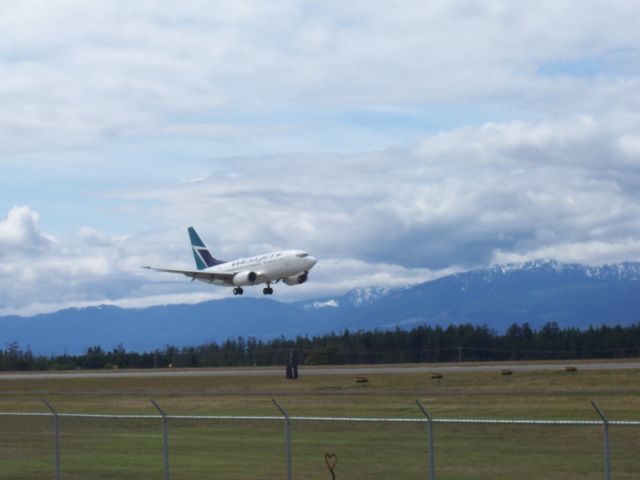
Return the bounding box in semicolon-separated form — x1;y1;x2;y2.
1;321;639;371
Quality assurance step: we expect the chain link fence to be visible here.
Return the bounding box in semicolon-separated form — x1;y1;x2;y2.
1;401;639;479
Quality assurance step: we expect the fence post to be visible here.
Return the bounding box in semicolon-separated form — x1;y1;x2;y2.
273;399;293;480
591;401;611;480
43;400;61;480
151;400;171;480
416;400;436;480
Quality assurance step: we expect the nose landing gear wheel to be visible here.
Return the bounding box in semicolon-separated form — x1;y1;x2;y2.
233;287;244;295
262;287;274;295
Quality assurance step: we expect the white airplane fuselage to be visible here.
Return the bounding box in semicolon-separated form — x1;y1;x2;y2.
200;250;317;287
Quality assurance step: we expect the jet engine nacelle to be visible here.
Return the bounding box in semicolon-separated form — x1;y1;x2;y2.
283;272;308;286
233;271;258;286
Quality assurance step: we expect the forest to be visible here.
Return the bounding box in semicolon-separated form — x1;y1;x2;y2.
1;322;639;371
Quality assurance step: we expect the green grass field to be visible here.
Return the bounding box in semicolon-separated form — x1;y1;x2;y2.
1;361;639;479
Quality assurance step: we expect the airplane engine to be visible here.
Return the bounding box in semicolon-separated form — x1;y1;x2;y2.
283;272;308;286
232;271;258;286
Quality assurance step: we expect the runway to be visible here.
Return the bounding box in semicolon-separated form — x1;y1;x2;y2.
1;361;638;380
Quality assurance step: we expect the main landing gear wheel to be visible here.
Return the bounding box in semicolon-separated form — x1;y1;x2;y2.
233;287;244;295
263;286;274;295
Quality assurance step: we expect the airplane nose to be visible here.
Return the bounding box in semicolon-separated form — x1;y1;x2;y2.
307;256;317;268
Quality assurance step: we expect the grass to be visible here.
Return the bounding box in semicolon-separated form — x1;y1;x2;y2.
1;360;639;479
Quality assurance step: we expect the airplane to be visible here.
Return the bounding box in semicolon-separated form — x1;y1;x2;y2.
144;227;317;296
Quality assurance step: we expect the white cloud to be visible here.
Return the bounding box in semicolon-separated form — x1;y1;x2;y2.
0;206;53;250
1;1;640;154
2;113;640;314
0;210;147;311
492;239;640;266
119;114;640;267
0;202;452;314
0;292;225;318
1;2;640;315
618;134;640;162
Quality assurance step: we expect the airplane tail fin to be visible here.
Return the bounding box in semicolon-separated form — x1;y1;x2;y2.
188;227;224;270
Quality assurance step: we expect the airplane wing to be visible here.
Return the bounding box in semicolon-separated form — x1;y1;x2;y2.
143;266;235;283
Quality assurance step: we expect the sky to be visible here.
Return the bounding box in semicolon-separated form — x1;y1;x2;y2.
1;0;640;316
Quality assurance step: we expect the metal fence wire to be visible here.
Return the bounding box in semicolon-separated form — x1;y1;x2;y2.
0;400;638;480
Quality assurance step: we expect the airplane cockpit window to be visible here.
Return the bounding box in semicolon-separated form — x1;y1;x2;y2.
296;253;309;258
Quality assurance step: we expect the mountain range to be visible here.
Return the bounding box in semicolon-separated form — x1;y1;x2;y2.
1;259;639;355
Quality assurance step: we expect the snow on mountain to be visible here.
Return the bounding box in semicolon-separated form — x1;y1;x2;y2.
303;285;398;310
305;299;340;310
344;286;396;307
474;259;640;282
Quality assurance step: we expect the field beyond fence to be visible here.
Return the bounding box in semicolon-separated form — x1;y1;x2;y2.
2;401;639;479
1;361;639;479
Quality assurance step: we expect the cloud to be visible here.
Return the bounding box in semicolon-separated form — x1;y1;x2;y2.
0;208;149;311
1;1;640;154
1;112;640;314
493;239;640;266
0;292;225;318
0;202;451;315
618;134;640;162
122;114;640;272
0;206;53;251
1;2;640;315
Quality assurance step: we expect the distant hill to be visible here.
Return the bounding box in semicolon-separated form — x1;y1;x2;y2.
305;259;640;332
1;259;639;354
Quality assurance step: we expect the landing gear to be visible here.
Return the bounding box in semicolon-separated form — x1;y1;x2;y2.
263;284;274;295
233;287;244;295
